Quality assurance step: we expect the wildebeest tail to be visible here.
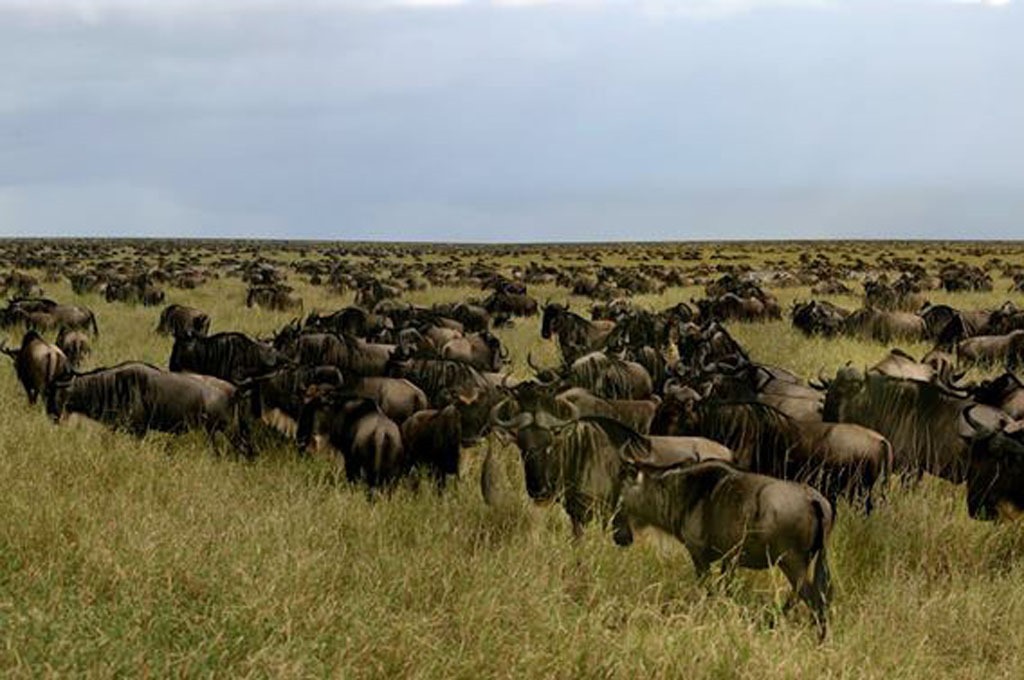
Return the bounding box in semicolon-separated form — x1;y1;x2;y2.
90;311;99;337
810;497;833;604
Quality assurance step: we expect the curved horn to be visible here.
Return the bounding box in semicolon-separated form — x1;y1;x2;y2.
962;404;996;439
489;397;531;431
534;400;580;431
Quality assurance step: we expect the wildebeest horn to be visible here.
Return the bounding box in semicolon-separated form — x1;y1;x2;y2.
489;397;531;430
962;404;997;438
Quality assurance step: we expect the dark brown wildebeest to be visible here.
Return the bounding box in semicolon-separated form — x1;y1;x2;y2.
541;303;615;365
1;330;69;404
156;304;211;338
823;367;1010;483
617;458;833;640
791;300;850;338
401;404;462;487
962;408;1024;521
651;395;889;512
697;293;781;323
248;365;344;436
55;327;91;368
956;330;1024;370
705;360;824;423
246;285;303;312
170;331;290;384
297;395;405;488
45;362;252;455
843;308;927;344
972;373;1024;420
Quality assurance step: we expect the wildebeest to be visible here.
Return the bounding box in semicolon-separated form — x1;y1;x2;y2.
45;362;253;455
541;303;615;364
1;330;69;404
535;351;653;401
705;360;824;423
697;292;781;323
297;395;405;488
962;408;1024;521
483;289;538;318
0;298;98;335
651;395;888;510
823;367;1009;483
956;330;1024;370
401;404;462;487
344;376;429;425
170;331;289;383
556;386;659;434
246;285;303;312
156;304;211;338
972;373;1024;420
248;365;344;435
617;458;833;639
489;384;730;539
441;331;507;372
843;308;927;344
55;327;91;368
792;300;850;338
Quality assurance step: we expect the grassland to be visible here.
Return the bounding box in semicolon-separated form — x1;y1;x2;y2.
3;242;1024;678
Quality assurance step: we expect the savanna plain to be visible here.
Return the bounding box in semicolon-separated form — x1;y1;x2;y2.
2;239;1024;679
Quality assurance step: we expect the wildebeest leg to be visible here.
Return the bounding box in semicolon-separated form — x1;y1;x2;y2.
782;554;830;642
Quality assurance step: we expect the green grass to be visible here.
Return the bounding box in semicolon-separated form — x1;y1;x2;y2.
2;244;1024;677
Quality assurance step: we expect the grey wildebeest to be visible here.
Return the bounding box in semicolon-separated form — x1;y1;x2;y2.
156;304;211;338
843;308;927;344
55;327;91;368
45;362;253;455
297;395;405;489
956;330;1024;370
0;298;99;335
651;395;891;512
441;331;507;372
1;330;69;404
616;457;833;640
489;384;730;539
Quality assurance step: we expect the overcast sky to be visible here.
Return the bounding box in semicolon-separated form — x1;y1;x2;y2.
1;0;1021;241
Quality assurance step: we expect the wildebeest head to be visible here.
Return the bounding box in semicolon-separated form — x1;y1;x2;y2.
649;391;701;436
489;383;578;502
963;407;1024;521
541;302;567;340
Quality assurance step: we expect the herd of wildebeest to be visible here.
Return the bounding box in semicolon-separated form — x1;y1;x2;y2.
5;240;1024;640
